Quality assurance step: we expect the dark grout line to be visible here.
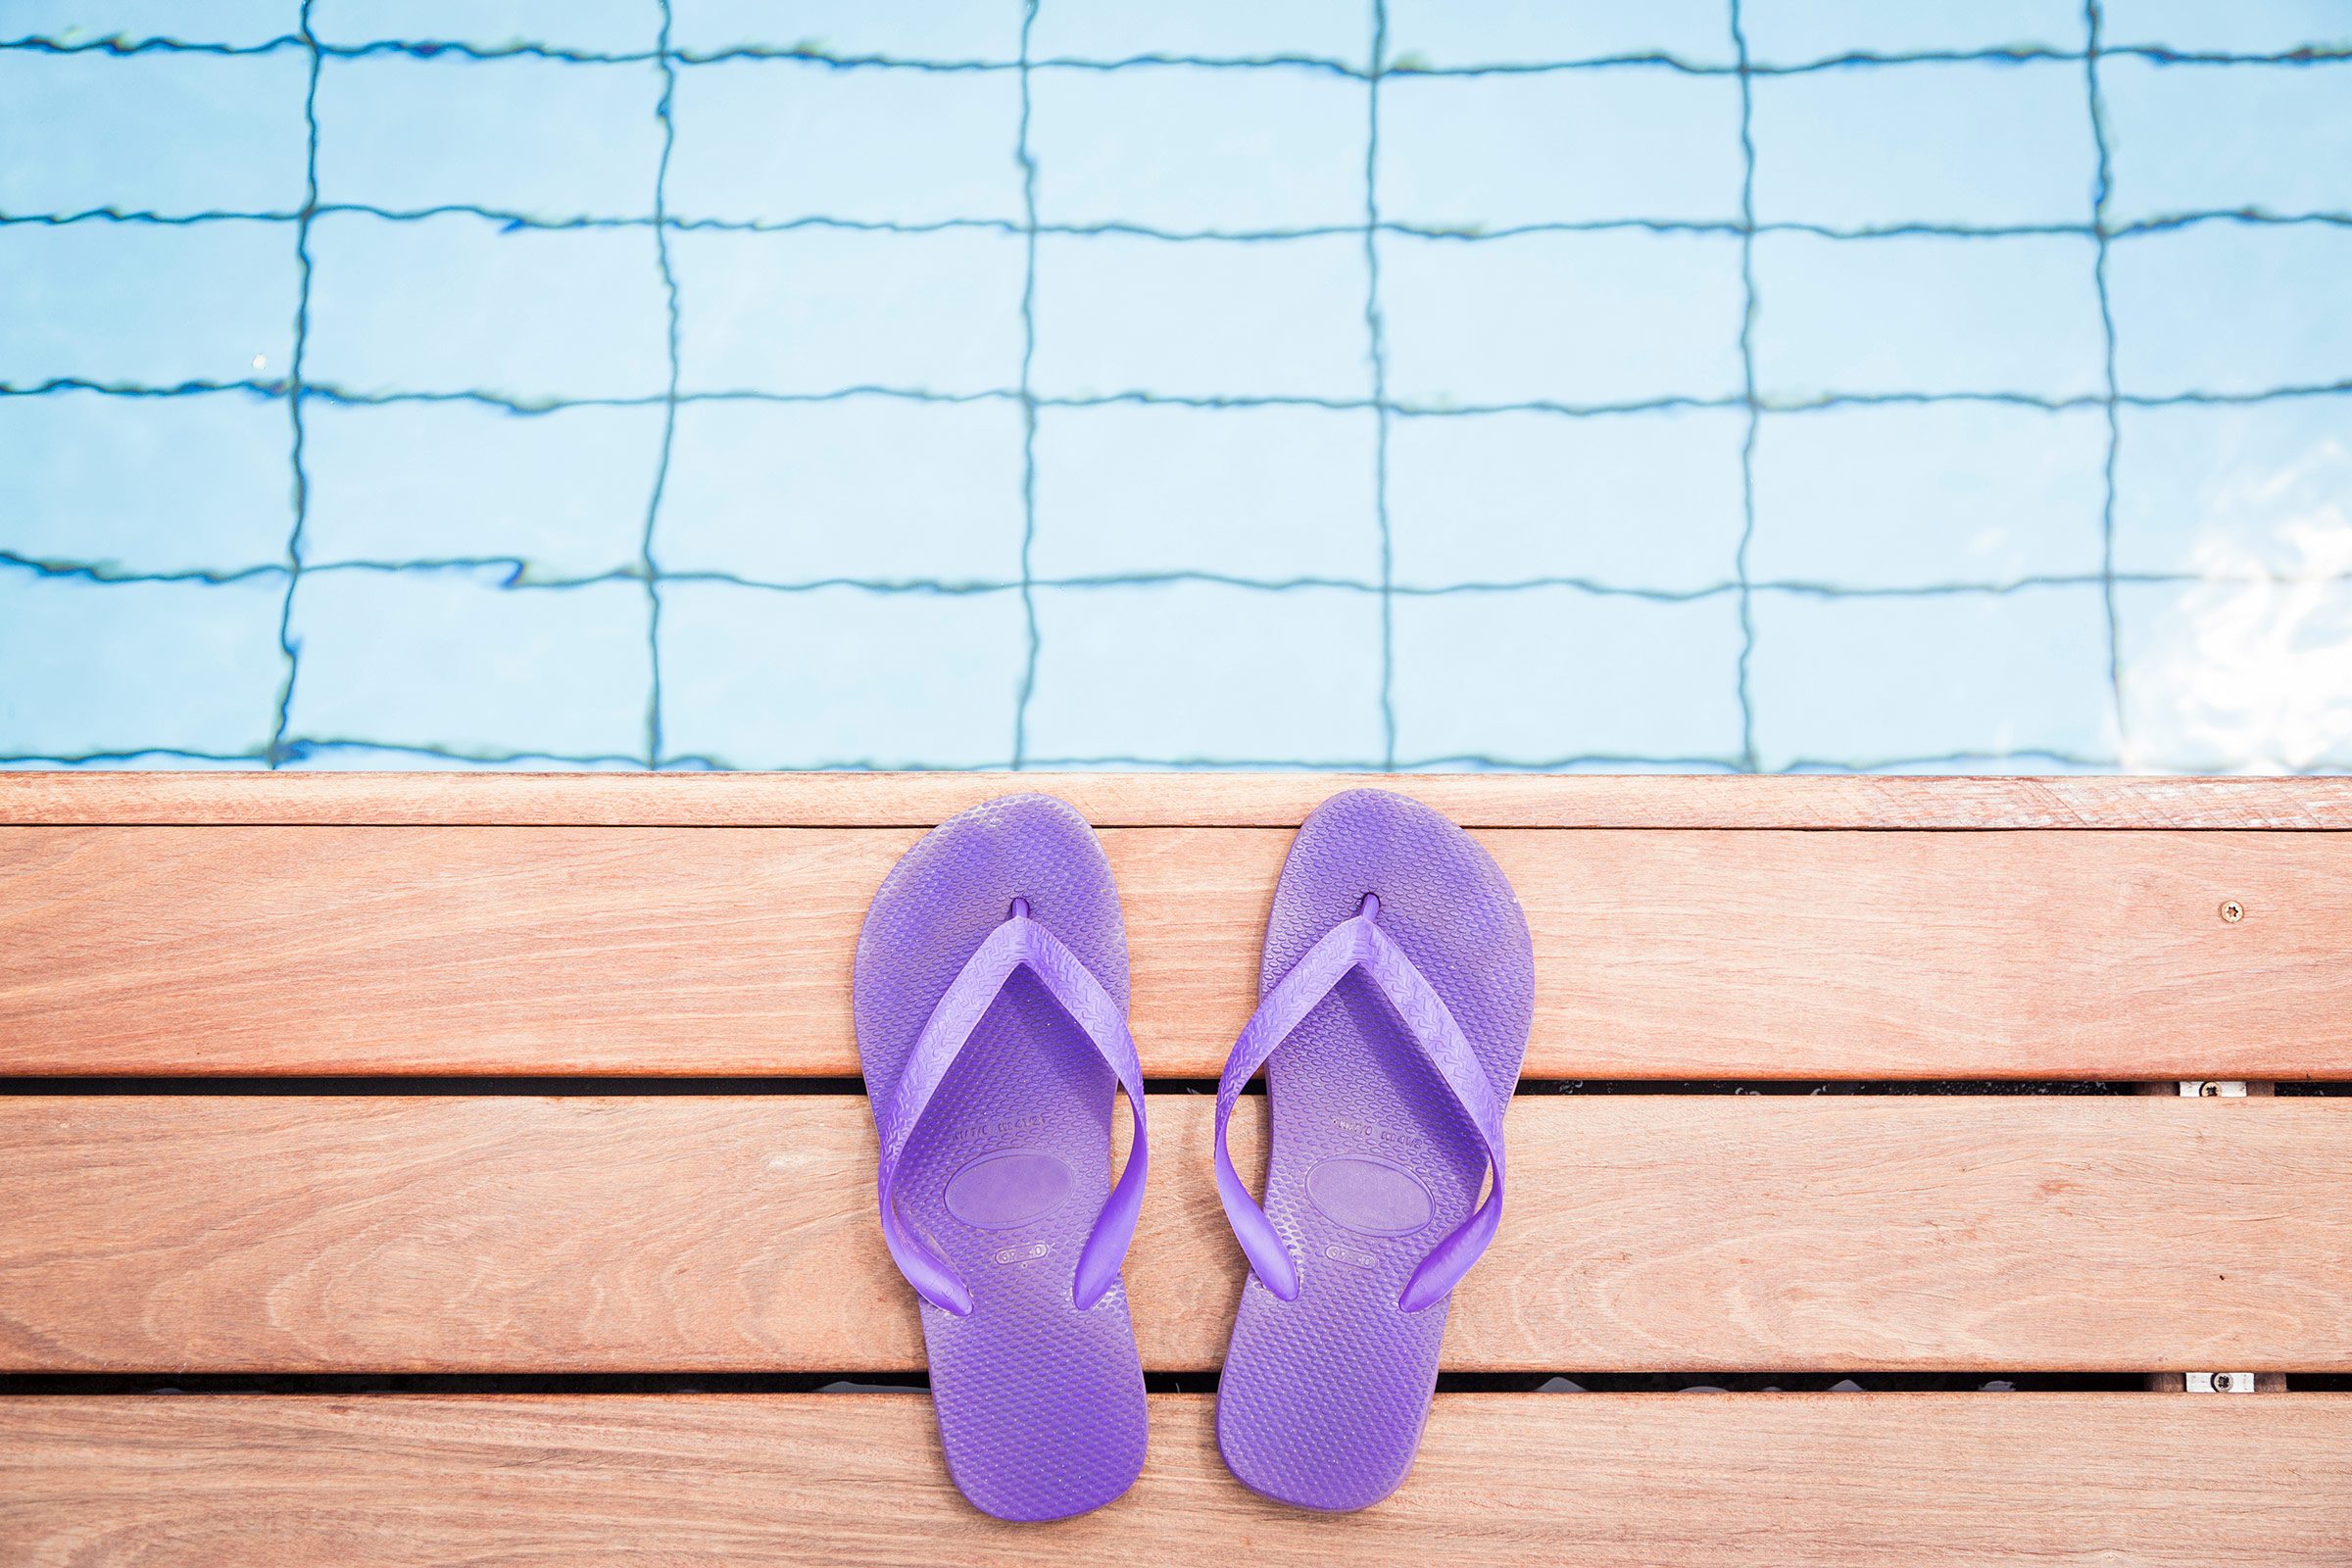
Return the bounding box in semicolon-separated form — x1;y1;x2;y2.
639;0;681;768
1364;0;1397;770
2084;0;2129;759
12;202;2352;243
1730;0;1761;775
1008;0;1043;771
20;552;2352;601
4;32;2347;73
263;0;320;772
10;376;2351;417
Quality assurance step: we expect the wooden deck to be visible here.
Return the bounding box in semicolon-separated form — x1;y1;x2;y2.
2;772;2348;1564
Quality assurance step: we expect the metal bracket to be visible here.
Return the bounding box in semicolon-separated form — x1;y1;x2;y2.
2185;1373;2256;1394
2178;1080;2248;1098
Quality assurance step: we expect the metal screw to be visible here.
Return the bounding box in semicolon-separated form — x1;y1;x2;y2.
2199;1081;2222;1097
2220;900;2244;923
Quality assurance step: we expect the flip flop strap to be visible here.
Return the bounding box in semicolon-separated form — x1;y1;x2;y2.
877;901;1149;1317
1212;895;1507;1313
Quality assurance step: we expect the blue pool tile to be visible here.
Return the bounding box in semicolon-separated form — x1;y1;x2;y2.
1029;232;1368;402
1030;403;1379;582
669;0;1021;63
668;59;1023;225
1391;586;1746;766
302;401;662;578
1749;585;2116;768
1024;581;1384;763
0;50;309;217
1030;63;1361;232
1379;230;1744;409
4;2;296;48
0;220;295;388
284;568;650;760
2116;577;2352;771
315;55;664;222
2107;222;2352;398
1035;0;1366;67
0;572;283;760
672;226;1025;397
0;388;291;574
1383;0;1734;70
660;579;1026;767
658;397;1025;583
1750;232;2104;401
2101;60;2352;224
1378;68;1742;229
1740;0;2083;67
2113;399;2352;577
303;211;669;403
311;0;656;54
1750;62;2094;228
2100;0;2352;55
1387;407;1746;593
1748;404;2108;588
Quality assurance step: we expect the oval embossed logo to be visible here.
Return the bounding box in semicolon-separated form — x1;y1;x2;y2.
1305;1156;1434;1238
944;1150;1073;1231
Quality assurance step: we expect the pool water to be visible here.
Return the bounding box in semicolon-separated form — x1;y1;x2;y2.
3;1;2349;773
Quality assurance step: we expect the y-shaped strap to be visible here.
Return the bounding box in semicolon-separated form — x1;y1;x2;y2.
878;899;1149;1317
1213;894;1505;1313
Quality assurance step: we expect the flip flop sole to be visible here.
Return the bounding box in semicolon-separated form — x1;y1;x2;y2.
1216;789;1535;1511
854;795;1148;1521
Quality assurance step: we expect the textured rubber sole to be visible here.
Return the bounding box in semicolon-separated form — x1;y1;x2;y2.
1215;789;1535;1511
853;795;1148;1521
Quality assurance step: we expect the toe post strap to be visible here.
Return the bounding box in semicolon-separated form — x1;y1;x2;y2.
877;901;1149;1316
1212;894;1507;1312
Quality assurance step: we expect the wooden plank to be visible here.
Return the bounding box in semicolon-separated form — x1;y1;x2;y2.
5;825;2347;1078
4;1392;2346;1566
4;1094;2344;1374
8;770;2352;830
2139;1082;2293;1392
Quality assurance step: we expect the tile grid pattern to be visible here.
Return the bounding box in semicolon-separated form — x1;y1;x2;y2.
2;7;2349;772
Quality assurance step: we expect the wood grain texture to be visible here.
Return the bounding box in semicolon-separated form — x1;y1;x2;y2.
6;825;2348;1078
2135;1085;2295;1393
5;1094;2344;1374
10;770;2352;829
5;1393;2348;1566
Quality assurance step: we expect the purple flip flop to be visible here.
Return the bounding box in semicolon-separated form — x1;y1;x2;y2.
854;794;1150;1521
1211;789;1535;1510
